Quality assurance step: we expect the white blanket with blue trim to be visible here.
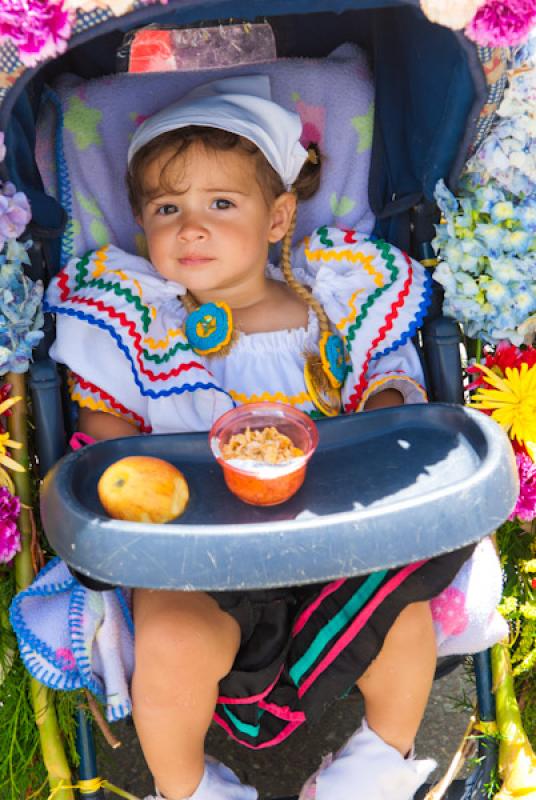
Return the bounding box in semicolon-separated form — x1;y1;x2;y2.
10;557;134;722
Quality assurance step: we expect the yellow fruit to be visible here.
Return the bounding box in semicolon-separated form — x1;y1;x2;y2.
97;456;189;523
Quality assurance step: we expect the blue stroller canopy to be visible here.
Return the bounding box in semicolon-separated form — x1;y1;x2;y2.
0;0;489;252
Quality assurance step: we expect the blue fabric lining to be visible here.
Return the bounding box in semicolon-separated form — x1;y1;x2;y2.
43;88;75;268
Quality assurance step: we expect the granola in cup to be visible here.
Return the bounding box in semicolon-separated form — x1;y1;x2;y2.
209;403;318;506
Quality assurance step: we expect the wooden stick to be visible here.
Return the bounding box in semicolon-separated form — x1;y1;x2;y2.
7;372;75;800
423;714;478;800
84;690;122;750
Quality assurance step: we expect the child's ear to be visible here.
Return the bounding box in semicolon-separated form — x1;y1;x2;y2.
268;192;297;243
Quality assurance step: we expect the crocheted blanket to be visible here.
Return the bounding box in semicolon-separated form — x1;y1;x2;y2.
9;539;507;722
35;44;375;265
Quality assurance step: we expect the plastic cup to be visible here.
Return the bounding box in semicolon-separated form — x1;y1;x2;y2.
209;402;318;506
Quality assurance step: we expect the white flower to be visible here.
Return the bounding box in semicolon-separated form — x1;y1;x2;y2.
420;0;485;28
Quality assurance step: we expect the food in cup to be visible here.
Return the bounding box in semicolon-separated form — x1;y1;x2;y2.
221;426;304;464
210;403;318;506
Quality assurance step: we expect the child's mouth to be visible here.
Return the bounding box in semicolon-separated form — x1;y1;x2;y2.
179;256;214;266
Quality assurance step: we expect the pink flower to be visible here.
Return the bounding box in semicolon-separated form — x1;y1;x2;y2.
0;486;21;563
55;647;76;671
509;451;536;522
465;0;536;47
0;182;32;247
0;0;73;68
430;587;469;636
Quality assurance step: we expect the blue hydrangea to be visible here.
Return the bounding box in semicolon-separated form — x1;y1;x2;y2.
434;176;536;344
0;240;44;375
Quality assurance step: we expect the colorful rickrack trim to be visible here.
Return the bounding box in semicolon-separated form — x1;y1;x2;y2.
351;373;428;412
371;261;433;362
319;332;347;388
45;294;228;401
345;253;414;411
68;372;152;433
184;301;233;356
304;243;384;288
47;253;233;402
335;288;365;331
228;388;312;407
344;239;398;356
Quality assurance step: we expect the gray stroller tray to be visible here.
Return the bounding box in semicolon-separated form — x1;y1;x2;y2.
41;404;518;590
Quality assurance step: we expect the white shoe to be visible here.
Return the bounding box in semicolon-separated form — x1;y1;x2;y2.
299;720;436;800
146;757;258;800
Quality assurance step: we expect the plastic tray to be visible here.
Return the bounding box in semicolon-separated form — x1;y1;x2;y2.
41;404;518;590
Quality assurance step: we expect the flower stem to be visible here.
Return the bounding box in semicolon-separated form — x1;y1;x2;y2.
491;641;536;797
474;338;482;364
7;372;74;799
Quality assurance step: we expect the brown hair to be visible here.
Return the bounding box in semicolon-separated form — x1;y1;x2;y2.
128;128;334;393
126;126;321;215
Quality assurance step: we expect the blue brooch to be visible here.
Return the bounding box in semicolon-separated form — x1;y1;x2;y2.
319;332;347;388
184;302;233;355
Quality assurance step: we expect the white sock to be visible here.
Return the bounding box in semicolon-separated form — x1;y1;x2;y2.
157;757;258;800
312;720;436;800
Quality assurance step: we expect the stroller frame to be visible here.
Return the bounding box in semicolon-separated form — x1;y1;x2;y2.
1;2;517;798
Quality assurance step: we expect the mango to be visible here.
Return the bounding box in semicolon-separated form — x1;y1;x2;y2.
97;455;189;523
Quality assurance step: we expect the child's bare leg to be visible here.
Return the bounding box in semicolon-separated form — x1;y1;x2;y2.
356;601;436;756
132;589;241;800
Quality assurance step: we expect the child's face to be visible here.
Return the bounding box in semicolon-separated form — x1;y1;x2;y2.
137;141;295;302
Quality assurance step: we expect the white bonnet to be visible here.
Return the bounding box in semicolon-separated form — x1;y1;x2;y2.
127;75;308;190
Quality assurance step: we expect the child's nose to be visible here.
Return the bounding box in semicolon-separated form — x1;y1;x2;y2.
177;214;208;242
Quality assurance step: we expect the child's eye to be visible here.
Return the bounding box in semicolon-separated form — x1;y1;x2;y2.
156;204;178;216
211;199;234;210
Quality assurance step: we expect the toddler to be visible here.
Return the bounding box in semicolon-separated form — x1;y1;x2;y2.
22;76;505;800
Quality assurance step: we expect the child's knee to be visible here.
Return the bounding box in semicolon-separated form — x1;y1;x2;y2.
134;590;241;682
392;601;434;642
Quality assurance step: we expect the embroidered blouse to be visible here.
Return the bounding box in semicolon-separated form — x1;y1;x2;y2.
45;226;432;433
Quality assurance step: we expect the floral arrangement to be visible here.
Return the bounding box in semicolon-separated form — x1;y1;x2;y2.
0;485;21;563
0;0;162;68
465;0;536;46
433;35;536;346
1;0;533;68
0;131;79;798
420;0;536;45
431;35;536;797
0;137;45;377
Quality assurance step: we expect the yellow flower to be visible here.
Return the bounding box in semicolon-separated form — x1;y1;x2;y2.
469;363;536;446
0;395;21;417
0;432;24;472
0;466;15;494
0;394;25;473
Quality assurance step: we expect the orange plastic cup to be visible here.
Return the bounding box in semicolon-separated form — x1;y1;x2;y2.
209;402;318;506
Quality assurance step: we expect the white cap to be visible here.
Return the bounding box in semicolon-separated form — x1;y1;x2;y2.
127;75;308;190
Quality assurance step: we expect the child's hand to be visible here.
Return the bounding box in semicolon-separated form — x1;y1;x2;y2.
364;388;404;411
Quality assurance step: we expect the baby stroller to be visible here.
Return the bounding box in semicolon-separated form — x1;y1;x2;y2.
0;1;523;798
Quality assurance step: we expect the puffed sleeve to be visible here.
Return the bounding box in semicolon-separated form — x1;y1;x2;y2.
45;245;234;433
295;226;431;412
352;341;427;411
